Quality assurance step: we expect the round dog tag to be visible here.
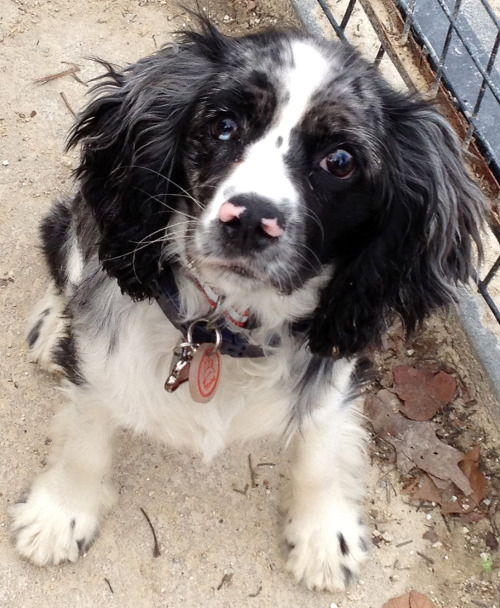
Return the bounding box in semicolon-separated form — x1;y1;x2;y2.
189;343;221;403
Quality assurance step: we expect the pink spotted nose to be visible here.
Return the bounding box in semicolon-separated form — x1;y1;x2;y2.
260;217;284;238
218;201;246;223
217;195;286;253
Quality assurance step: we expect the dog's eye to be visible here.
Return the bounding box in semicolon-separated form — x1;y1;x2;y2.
320;149;355;179
212;117;239;141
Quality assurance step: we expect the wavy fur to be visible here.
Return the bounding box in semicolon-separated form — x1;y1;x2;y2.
13;19;485;592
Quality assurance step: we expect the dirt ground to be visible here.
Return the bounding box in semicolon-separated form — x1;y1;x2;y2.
1;1;500;607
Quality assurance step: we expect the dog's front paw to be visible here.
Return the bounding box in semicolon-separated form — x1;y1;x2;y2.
284;502;369;591
11;476;106;566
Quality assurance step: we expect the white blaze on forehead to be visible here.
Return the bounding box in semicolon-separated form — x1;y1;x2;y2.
203;41;330;226
273;40;330;152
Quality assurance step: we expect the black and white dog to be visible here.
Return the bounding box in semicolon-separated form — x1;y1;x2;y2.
12;19;485;591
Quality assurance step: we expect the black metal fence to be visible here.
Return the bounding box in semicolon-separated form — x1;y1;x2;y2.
292;0;500;324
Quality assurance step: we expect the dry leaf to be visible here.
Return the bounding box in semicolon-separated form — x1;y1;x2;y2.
382;590;435;608
402;447;487;514
485;530;499;550
422;529;439;543
404;473;442;504
392;365;456;421
461;511;486;523
460;446;487;505
366;390;471;495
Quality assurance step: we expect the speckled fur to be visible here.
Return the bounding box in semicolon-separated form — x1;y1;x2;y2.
12;19;484;592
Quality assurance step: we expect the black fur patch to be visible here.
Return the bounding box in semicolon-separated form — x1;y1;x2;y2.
40;200;72;290
27;319;43;348
52;328;85;386
291;353;335;421
342;565;354;587
338;532;349;556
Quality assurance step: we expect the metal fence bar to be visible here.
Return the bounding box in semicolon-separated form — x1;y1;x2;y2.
464;29;500;147
340;0;358;31
396;0;500;180
478;281;500;323
431;0;463;94
478;0;500;31
357;0;418;91
432;0;500;105
316;0;349;41
374;44;386;66
400;0;417;45
481;253;500;287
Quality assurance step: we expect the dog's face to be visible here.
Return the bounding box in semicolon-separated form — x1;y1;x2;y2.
181;37;386;297
70;20;485;356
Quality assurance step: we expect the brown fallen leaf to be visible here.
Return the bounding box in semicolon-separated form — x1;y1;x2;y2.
402;446;487;514
392;365;456;421
405;472;476;514
405;473;442;504
422;529;439;543
485;530;499;550
382;590;435;608
365;390;471;495
461;511;486;523
460;446;487;505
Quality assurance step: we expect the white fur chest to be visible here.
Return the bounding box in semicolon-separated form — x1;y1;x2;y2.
76;296;294;462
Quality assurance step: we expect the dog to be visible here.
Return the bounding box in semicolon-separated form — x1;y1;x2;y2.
11;18;485;591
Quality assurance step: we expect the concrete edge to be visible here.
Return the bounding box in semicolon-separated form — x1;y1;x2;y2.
457;288;500;403
289;0;325;37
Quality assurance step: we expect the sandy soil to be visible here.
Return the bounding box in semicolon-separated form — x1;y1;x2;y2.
1;1;499;607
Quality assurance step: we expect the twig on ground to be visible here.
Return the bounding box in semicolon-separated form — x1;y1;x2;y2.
217;573;233;591
59;92;76;117
416;551;435;565
441;513;452;534
140;507;161;558
104;578;114;594
396;539;413;548
34;65;80;85
248;454;258;488
233;483;249;496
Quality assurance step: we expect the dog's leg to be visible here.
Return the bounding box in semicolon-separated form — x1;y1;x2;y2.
11;394;116;566
26;282;69;374
284;360;369;591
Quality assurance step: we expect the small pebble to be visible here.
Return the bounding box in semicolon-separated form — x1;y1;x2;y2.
2;160;9;166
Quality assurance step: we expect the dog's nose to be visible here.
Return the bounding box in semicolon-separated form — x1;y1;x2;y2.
218;195;285;253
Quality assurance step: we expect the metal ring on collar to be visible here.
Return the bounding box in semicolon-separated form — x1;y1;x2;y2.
187;318;223;353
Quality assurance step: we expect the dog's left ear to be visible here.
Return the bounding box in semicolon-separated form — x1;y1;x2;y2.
67;24;226;300
309;94;486;358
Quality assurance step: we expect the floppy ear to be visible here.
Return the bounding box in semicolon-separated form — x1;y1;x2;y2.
309;95;486;358
68;24;225;299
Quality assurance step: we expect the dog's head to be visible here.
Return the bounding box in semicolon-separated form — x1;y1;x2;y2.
69;18;485;357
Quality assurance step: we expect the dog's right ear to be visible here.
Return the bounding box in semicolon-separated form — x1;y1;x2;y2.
67;31;223;300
